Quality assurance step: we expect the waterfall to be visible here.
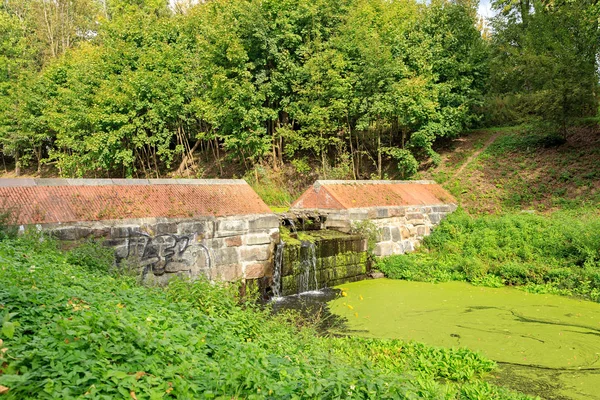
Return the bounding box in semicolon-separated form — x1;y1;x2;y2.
298;241;319;293
287;219;298;234
272;241;284;298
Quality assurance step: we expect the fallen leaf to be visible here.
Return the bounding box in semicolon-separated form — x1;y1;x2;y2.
166;387;173;394
0;385;9;394
135;371;145;380
130;391;137;400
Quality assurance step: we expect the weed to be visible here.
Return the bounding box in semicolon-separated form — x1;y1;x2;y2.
0;236;533;399
378;209;600;301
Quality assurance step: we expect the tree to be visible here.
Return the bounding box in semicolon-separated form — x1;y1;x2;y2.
489;0;599;134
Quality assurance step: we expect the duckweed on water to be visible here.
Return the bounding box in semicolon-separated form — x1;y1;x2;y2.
0;236;532;399
329;279;600;400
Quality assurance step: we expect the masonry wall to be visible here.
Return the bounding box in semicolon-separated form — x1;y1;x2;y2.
312;204;457;257
46;214;280;284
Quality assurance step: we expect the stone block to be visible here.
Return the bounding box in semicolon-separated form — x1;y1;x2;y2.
51;227;81;241
432;205;454;213
165;261;192;273
390;226;401;242
416;225;430;237
244;262;267;279
388;207;406;218
427;213;440;224
325;219;351;231
225;236;243;247
248;215;279;231
400;226;411;239
209;263;243;282
401;240;415;253
205;238;225;250
110;226;138;238
348;210;368;221
244;233;272;246
379;226;392;242
270;229;281;242
178;221;214;237
213;247;239;266
406;213;425;225
377;208;389;218
113;245;130;260
155;222;178;234
85;227;110;239
373;242;395;257
216;219;248;237
239;244;270;262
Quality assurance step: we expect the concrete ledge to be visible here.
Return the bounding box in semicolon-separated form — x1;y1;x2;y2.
0;178;248;187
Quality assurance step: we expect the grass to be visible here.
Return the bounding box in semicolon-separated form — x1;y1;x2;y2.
377;209;600;301
423;123;600;214
0;234;534;399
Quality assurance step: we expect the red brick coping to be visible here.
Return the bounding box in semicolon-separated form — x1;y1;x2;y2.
0;179;272;225
291;180;455;210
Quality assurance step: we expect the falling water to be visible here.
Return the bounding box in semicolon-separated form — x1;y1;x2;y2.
298;241;319;293
272;241;284;298
287;219;298;234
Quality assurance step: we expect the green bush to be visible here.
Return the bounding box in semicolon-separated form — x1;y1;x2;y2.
378;209;600;299
66;240;116;274
0;237;532;399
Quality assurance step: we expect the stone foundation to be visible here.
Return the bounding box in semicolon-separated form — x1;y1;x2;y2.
290;204;457;257
277;231;369;296
46;214;280;284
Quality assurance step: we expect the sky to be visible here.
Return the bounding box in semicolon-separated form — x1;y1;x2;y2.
478;0;494;19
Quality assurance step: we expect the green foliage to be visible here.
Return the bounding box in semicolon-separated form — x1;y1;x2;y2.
0;236;533;399
66;240;116;274
487;0;599;133
378;209;600;300
351;220;380;253
0;0;488;179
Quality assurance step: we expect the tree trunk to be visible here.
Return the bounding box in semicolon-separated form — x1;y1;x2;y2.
377;128;382;179
176;139;201;176
14;149;20;176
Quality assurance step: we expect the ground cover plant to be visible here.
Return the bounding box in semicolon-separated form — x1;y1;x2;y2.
0;234;534;399
378;209;600;301
422;123;600;215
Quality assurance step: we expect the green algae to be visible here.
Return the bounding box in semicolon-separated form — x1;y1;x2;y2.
329;279;600;400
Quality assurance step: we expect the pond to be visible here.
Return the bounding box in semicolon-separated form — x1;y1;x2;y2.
278;279;600;400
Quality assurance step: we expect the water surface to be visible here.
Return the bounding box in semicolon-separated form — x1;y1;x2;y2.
329;279;600;400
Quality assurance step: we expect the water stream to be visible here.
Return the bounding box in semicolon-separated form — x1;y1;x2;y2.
298;241;318;293
272;241;284;298
328;279;600;400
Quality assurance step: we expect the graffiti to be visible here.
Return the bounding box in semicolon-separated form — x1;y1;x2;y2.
124;232;211;278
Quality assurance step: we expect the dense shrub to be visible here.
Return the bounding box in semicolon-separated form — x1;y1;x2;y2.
378;209;600;301
0;235;532;399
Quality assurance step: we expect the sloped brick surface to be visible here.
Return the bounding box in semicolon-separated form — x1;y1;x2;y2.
291;180;455;210
0;179;272;225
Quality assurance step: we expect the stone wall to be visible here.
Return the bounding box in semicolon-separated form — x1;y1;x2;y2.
47;214;280;284
298;204;457;257
277;231;368;296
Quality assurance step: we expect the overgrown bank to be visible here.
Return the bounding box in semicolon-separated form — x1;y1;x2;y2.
378;209;600;301
0;235;533;399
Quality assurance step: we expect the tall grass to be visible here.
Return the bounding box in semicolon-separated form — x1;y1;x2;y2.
0;235;533;399
378;209;600;300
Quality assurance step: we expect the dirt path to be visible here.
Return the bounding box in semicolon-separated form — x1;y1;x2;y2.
454;132;501;177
